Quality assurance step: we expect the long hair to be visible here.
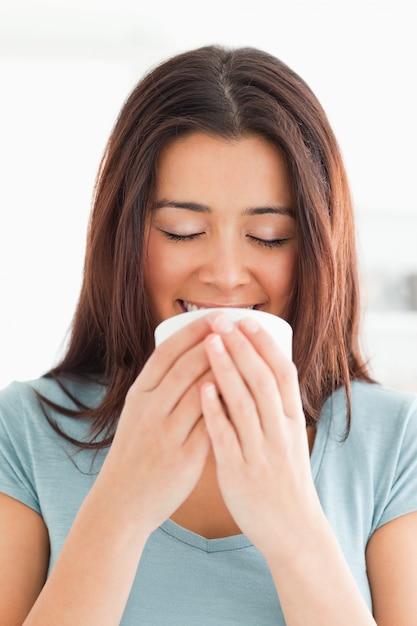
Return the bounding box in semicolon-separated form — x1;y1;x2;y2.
41;45;373;448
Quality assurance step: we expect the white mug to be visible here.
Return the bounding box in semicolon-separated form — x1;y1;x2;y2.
154;307;292;359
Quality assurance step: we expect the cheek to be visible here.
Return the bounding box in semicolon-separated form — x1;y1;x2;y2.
145;238;196;293
266;249;298;297
160;248;194;282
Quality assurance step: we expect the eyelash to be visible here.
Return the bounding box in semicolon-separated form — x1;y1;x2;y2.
162;231;202;242
161;231;290;249
247;235;290;249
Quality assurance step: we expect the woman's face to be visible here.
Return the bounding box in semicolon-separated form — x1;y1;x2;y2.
143;132;298;324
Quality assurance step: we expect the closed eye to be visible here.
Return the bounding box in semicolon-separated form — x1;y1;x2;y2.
159;229;291;248
247;235;292;249
160;230;204;242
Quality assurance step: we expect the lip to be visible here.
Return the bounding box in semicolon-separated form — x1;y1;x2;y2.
178;299;262;312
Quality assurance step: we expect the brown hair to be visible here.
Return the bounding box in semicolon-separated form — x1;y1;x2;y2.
41;45;373;447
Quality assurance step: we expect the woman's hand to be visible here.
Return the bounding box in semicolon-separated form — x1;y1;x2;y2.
99;316;213;536
200;312;322;560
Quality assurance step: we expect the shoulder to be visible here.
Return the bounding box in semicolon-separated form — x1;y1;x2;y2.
0;374;106;406
0;377;56;412
324;381;417;441
350;380;417;414
0;376;106;516
352;382;417;441
320;381;417;494
0;375;105;440
0;379;45;435
318;382;417;534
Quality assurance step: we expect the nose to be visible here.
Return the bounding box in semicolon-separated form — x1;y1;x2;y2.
198;236;251;291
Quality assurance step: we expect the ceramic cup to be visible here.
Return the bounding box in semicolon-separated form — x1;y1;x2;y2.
154;307;292;359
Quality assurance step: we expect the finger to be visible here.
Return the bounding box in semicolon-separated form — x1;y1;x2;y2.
136;341;210;420
128;319;212;418
206;314;286;437
137;315;212;391
238;317;304;422
181;417;211;467
216;327;287;439
165;369;215;444
123;341;211;432
204;333;264;459
200;382;242;468
208;312;302;424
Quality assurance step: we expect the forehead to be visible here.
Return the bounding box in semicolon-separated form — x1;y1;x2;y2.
154;132;294;210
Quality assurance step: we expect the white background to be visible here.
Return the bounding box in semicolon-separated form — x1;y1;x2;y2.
0;0;416;391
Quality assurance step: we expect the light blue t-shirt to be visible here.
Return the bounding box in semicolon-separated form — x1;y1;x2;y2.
1;376;417;624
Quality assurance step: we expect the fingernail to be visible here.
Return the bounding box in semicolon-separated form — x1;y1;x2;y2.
209;334;225;353
241;317;260;333
203;382;217;399
211;313;234;334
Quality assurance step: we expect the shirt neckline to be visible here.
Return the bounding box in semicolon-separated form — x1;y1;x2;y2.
159;408;330;553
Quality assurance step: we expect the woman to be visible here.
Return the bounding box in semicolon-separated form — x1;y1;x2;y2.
1;45;416;625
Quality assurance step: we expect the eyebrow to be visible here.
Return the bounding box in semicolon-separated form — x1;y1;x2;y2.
154;200;294;217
